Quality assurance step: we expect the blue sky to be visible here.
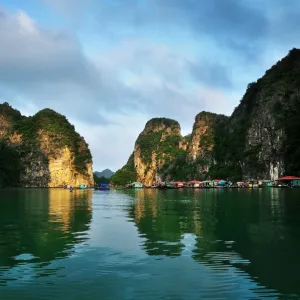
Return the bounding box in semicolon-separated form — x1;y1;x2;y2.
1;0;300;171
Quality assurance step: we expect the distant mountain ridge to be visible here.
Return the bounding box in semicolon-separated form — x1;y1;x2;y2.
94;169;114;178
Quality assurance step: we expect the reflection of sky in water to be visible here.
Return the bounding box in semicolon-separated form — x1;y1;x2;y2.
181;233;197;256
89;191;143;254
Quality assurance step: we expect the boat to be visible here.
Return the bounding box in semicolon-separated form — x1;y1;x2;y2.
127;182;143;189
151;181;159;188
166;182;176;189
79;184;88;189
99;183;110;190
157;182;167;189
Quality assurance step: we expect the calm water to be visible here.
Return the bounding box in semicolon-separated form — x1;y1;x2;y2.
0;188;300;299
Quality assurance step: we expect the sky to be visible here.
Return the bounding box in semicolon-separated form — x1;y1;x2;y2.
1;0;300;172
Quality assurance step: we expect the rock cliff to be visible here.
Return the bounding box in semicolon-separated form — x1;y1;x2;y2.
134;118;184;185
114;48;300;183
111;118;185;186
0;103;93;187
222;48;300;180
186;112;228;177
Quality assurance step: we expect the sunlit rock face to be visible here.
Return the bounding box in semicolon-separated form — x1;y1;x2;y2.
0;103;94;187
134;118;183;186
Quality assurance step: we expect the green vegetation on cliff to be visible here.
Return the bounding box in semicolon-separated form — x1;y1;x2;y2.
116;49;300;182
220;48;300;179
15;109;92;175
111;117;184;185
111;153;137;185
138;131;183;164
138;131;163;163
93;174;110;185
0;102;23;125
144;118;180;130
137;118;181;164
0;103;93;187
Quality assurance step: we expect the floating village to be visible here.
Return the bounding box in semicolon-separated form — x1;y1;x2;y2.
123;176;300;189
63;176;300;191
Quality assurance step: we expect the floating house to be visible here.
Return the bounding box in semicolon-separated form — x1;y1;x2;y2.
187;180;202;188
202;180;214;188
260;180;273;187
276;176;300;187
129;182;143;188
214;179;227;186
79;184;88;189
173;181;185;188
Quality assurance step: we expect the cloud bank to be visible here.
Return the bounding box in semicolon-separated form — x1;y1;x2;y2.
1;0;300;170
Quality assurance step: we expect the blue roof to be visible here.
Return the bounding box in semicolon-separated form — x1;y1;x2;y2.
100;183;109;187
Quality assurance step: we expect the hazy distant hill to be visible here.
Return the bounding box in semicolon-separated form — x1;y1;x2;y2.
94;169;114;178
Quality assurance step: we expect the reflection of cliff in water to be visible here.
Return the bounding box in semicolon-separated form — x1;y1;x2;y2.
0;189;92;269
124;189;216;256
124;188;300;296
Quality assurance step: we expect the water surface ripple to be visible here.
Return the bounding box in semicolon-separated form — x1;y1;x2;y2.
0;188;300;299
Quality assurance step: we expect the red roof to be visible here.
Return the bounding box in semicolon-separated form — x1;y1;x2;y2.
277;176;300;181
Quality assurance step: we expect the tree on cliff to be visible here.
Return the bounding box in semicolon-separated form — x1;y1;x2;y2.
110;153;137;186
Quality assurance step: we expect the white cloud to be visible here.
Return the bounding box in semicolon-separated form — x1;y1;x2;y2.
71;112;148;171
0;8;242;171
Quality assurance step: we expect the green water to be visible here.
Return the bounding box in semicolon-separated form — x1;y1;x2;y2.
0;188;300;299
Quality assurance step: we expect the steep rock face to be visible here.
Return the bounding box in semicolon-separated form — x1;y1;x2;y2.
187;112;228;176
226;48;300;180
114;48;300;182
112;118;184;186
0;103;93;187
20;150;51;187
47;147;93;188
134;118;183;185
187;112;214;162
